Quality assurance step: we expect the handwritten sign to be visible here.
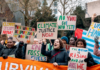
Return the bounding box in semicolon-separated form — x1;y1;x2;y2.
13;25;35;43
86;22;100;39
2;22;15;36
37;22;58;39
25;44;47;61
0;34;8;41
64;44;75;51
57;15;76;30
68;47;88;70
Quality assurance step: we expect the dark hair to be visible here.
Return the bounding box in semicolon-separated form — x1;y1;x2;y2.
57;38;64;49
75;39;86;48
71;36;77;41
8;37;13;40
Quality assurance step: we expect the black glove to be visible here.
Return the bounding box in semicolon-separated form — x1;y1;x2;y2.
94;36;99;46
84;58;88;62
3;54;8;59
68;57;71;61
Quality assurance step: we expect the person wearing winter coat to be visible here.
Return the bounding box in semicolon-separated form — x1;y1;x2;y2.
0;38;17;57
75;39;97;67
41;38;68;66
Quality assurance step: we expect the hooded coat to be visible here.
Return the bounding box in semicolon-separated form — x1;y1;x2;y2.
41;43;68;65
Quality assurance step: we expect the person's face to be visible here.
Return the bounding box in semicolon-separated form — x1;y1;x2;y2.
61;39;67;44
69;37;75;45
33;39;39;44
54;39;60;49
39;39;42;44
77;41;85;48
7;39;14;48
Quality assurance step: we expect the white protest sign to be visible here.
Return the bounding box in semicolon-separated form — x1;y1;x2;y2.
86;22;100;39
68;47;88;70
57;15;76;30
85;0;100;18
37;22;58;39
25;44;47;61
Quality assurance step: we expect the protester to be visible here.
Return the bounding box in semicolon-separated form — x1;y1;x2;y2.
41;38;68;66
75;39;97;66
69;36;77;46
15;41;25;59
93;36;100;56
0;38;17;58
61;36;68;44
33;38;39;44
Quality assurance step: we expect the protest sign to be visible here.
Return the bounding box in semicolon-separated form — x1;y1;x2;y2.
68;47;88;70
85;1;100;18
2;22;15;36
64;44;75;51
0;57;99;70
37;22;58;39
86;22;100;39
25;44;47;61
57;15;76;30
13;25;35;43
1;34;7;40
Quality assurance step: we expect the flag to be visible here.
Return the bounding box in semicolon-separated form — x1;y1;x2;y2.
75;28;100;64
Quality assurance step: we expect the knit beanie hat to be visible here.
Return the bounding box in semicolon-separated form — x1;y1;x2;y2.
61;36;68;43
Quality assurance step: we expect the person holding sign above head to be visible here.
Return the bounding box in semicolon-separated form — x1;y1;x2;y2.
75;39;97;66
41;38;68;66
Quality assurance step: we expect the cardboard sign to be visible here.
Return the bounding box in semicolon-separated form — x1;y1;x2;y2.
68;47;88;70
57;15;76;30
86;22;100;39
25;44;47;61
1;34;7;40
2;22;15;36
13;25;35;43
37;22;58;39
85;1;100;18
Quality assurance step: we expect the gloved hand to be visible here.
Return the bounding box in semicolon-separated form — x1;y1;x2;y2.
94;36;99;46
84;58;88;62
3;54;8;59
68;57;71;61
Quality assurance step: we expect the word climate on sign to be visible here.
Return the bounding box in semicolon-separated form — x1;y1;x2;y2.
37;22;58;39
26;44;47;61
87;22;100;39
68;47;88;70
57;15;76;30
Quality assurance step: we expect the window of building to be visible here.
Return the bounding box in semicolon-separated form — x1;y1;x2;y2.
54;9;57;14
54;1;57;7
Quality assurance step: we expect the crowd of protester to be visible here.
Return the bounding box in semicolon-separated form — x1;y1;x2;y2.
0;14;99;67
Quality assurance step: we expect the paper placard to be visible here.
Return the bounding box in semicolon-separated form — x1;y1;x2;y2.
25;44;47;61
68;47;88;70
85;1;100;18
37;22;58;39
2;22;15;36
13;25;35;43
86;22;100;39
57;15;76;30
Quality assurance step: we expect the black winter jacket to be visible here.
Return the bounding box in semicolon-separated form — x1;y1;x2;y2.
41;43;68;65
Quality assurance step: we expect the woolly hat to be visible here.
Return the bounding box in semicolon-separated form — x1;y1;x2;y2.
61;36;68;43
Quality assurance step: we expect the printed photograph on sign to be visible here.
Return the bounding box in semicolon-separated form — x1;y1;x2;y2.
1;22;15;36
86;22;100;39
25;44;47;61
68;47;88;70
37;22;58;39
57;15;76;30
13;25;35;43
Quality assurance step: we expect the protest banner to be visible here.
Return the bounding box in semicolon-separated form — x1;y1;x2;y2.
57;15;76;30
25;44;47;61
37;22;58;39
68;47;88;70
13;25;35;43
85;0;100;18
86;22;100;39
0;57;99;70
2;22;15;36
